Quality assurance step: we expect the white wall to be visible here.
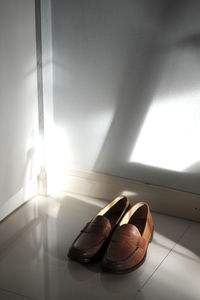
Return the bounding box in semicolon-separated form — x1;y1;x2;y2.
0;0;39;219
41;0;53;142
52;0;200;194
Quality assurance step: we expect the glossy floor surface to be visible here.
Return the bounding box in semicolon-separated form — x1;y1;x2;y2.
0;193;199;300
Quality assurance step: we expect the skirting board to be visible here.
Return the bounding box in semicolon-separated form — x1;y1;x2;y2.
0;180;38;222
60;168;200;222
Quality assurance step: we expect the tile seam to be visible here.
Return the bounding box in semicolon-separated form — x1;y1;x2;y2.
133;223;192;299
0;287;36;300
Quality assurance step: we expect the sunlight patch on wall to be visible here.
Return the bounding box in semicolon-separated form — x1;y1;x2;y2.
130;95;200;172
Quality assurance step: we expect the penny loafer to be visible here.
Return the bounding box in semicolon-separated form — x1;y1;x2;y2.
102;202;154;273
68;195;130;263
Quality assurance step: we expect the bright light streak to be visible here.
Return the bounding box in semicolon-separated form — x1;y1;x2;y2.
44;125;72;193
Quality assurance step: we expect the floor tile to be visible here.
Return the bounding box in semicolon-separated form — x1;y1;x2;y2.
0;194;193;300
174;221;200;258
134;222;200;300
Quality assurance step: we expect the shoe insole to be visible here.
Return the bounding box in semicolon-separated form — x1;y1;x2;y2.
104;203;126;228
129;218;146;235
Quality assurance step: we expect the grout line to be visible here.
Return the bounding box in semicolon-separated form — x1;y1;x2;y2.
134;223;192;299
0;287;36;300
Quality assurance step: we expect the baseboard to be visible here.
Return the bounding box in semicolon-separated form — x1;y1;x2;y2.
59;168;200;222
0;180;38;221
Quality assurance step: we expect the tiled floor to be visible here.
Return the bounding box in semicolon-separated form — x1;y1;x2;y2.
0;193;199;300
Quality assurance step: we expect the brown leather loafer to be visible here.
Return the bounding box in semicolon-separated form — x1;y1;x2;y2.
102;202;154;273
68;195;130;263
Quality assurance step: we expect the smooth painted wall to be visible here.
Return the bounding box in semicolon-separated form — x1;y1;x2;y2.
52;0;200;194
0;0;38;209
